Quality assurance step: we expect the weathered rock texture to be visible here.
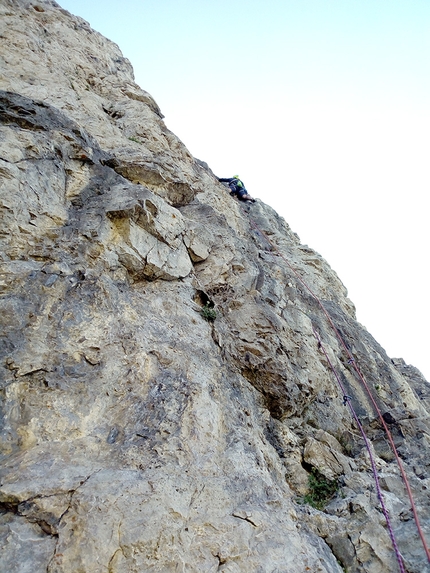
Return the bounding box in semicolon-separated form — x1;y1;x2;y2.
1;2;429;572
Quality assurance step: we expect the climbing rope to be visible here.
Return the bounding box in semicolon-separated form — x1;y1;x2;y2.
312;325;406;573
239;202;430;564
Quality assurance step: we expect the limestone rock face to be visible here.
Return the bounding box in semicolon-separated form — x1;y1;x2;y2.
1;2;430;573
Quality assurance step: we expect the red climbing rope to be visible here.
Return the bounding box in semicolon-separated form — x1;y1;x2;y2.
312;325;406;573
241;203;430;563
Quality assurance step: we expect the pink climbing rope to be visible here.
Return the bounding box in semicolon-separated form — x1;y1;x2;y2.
240;204;430;563
312;326;406;573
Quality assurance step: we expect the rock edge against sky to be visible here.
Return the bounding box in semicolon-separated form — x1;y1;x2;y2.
1;2;429;572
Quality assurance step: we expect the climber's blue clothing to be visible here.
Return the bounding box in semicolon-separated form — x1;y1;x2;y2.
218;177;248;199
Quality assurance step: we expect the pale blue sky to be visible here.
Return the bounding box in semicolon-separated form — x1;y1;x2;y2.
60;0;430;379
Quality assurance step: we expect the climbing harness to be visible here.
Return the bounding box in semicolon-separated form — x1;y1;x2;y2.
239;203;430;567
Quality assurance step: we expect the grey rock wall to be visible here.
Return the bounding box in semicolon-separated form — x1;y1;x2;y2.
1;2;429;572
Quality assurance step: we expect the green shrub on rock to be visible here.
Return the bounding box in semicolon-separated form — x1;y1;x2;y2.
302;468;339;510
200;303;216;322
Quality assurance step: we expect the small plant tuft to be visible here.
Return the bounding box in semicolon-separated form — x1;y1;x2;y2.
128;136;142;144
301;468;339;510
200;303;216;322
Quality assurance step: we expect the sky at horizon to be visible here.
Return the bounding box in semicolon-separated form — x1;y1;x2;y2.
60;0;430;380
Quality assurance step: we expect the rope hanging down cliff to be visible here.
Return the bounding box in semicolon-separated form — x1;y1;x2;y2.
238;202;430;566
312;325;406;573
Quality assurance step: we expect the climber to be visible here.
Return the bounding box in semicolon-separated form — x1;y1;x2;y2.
218;175;256;203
